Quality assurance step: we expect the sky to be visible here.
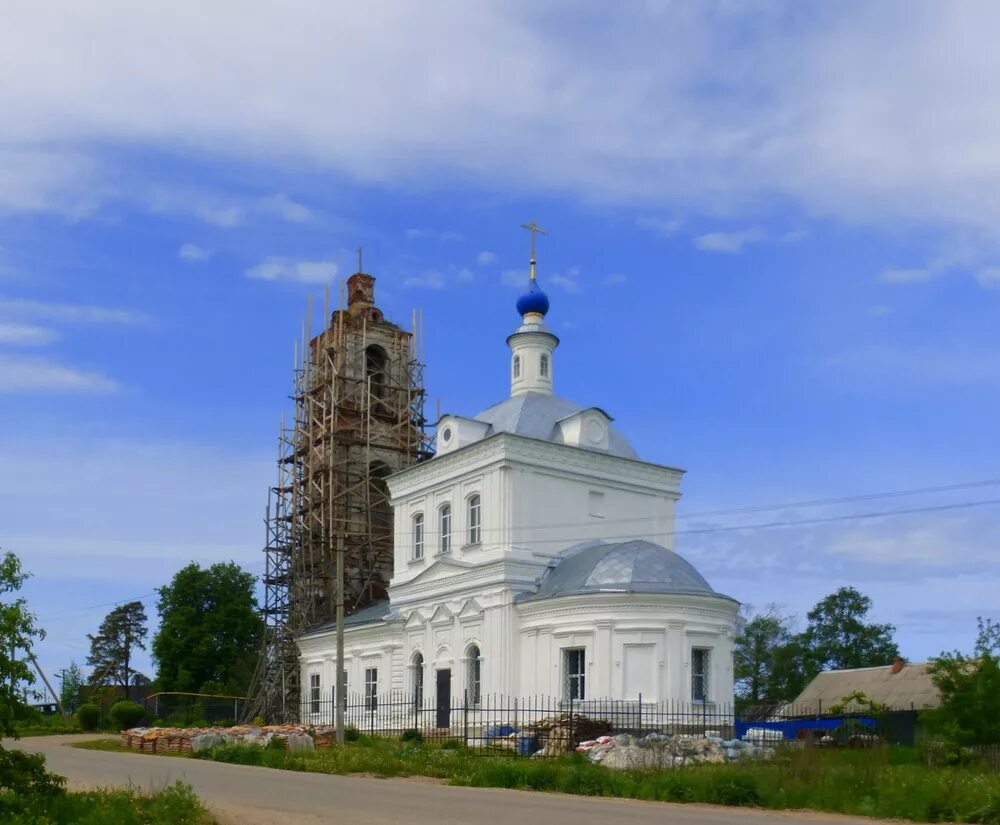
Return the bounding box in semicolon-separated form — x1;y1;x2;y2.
1;1;999;694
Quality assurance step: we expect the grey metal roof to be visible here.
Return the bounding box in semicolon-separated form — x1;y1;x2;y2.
520;540;731;602
473;392;638;459
301;599;392;637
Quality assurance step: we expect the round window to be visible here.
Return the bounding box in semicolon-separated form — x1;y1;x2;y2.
442;427;453;442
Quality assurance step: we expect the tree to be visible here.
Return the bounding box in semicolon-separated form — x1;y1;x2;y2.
734;605;797;705
0;550;43;737
59;662;85;714
87;601;148;700
926;617;1000;745
152;562;262;695
800;586;898;681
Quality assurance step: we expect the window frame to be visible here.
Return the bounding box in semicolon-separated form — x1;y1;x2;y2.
540;352;549;378
467;645;482;707
563;648;586;701
467;494;481;546
439;503;452;554
309;672;321;715
364;666;379;712
412;512;424;560
512;354;521;379
691;647;711;703
412;653;424;709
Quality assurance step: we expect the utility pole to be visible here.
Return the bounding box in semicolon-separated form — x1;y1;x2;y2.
335;533;346;745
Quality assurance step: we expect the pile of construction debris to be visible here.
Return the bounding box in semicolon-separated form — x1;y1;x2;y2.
121;724;331;755
578;732;776;769
524;713;611;756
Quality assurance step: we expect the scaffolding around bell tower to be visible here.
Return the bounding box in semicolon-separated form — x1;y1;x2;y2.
245;269;431;723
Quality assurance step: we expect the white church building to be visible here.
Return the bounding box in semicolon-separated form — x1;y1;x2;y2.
298;252;740;724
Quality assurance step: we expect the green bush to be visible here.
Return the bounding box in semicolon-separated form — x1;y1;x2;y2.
109;701;145;731
441;738;463;750
0;747;66;795
76;704;101;732
0;779;205;824
344;725;360;742
400;728;423;744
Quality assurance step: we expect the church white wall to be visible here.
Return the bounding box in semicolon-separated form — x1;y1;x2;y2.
298;588;737;721
517;593;737;705
388;433;683;595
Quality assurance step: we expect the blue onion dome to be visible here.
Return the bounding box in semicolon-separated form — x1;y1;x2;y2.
516;278;550;317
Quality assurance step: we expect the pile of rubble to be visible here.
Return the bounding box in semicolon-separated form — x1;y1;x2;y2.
578;732;776;769
121;724;329;755
524;713;611;756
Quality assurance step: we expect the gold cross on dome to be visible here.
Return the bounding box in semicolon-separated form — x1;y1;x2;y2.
520;220;546;280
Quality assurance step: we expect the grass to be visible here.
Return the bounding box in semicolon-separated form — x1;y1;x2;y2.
90;733;1000;823
0;780;213;824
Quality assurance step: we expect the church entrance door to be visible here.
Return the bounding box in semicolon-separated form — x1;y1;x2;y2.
436;669;451;729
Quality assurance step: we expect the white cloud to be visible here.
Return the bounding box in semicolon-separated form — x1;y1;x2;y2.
826;344;1000;386
974;267;1000;289
476;251;497;266
636;217;681;236
603;273;627;286
549;272;581;294
0;322;58;345
2;3;1000;251
405;228;463;242
0;297;147;325
245;257;338;283
881;266;939;284
403;270;446;289
178;242;212;262
501;269;527;288
456;267;474;283
693;228;764;253
0;354;118;393
256;193;313;223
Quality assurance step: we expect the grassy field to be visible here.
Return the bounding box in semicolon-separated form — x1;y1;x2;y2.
0;780;212;824
76;734;1000;823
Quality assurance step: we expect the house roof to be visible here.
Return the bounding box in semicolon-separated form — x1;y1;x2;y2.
301;599;393;637
473;392;638;459
791;661;940;712
517;539;737;603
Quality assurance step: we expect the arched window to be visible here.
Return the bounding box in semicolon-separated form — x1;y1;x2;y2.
512;355;521;379
467;494;481;545
439;503;452;554
467;645;482;706
540;353;549;378
412;513;424;560
366;345;388;400
412;652;424;709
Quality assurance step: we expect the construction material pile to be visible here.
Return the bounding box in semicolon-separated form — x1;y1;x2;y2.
578;732;776;769
120;724;332;755
524;713;611;756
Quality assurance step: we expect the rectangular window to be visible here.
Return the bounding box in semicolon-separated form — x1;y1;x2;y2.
365;667;378;711
310;673;321;715
468;495;481;545
413;513;424;560
563;648;586;701
439;505;451;554
588;491;605;518
692;648;710;702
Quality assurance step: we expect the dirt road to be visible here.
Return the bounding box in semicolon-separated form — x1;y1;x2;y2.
16;735;887;825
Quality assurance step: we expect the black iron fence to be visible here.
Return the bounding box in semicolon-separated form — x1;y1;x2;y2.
301;690;736;752
144;692;246;727
296;693;937;752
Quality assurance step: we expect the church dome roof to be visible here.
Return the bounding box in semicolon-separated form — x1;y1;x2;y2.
516;279;550;317
522;540;732;602
473;392;638;459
